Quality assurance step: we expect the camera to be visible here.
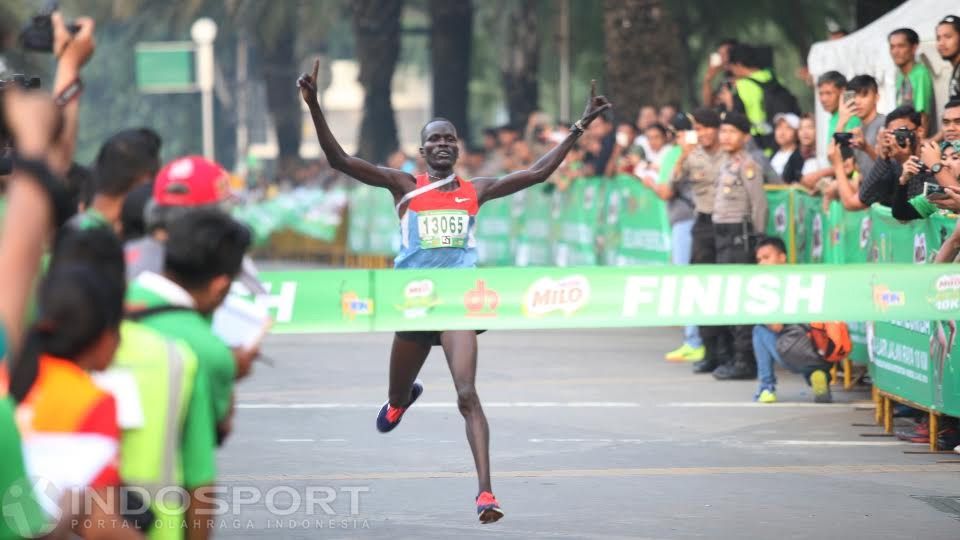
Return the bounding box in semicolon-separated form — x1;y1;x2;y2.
924;182;948;199
833;132;853;146
20;1;80;53
0;75;43;176
891;127;917;149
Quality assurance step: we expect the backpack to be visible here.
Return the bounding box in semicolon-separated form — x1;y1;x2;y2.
807;322;852;363
751;76;801;124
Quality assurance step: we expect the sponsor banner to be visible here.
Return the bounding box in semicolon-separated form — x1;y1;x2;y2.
250;263;959;334
604;175;671;266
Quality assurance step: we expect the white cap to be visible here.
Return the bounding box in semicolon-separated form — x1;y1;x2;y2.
773;112;800;130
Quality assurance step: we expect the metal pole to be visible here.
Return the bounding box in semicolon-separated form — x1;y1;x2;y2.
236;38;248;173
558;0;570;121
191;18;218;161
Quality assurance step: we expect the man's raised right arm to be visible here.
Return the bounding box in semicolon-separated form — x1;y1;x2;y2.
297;60;413;196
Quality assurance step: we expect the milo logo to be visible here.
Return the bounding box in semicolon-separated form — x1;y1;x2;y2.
930;274;960;312
397;279;440;319
522;275;591;317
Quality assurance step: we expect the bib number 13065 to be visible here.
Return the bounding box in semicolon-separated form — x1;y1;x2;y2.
417;210;469;249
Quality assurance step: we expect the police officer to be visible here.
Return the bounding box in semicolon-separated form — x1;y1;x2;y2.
672;108;728;374
711;111;767;380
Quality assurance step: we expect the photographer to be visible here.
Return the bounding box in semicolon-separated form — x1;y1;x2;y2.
827;139;863;211
846;75;885;178
892;141;960;220
849;106;925;210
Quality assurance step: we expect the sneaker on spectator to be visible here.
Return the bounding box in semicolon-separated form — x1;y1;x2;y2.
895;419;929;442
755;389;777;403
809;370;832;403
665;344;705;362
937;427;960;450
954;443;960;455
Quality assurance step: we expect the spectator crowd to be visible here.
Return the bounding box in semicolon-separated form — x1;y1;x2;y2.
0;7;959;539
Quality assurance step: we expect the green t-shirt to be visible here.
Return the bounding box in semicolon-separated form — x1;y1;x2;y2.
827;111;862;147
126;280;236;425
896;63;934;118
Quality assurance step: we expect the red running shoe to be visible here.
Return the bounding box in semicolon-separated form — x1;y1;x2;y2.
476;491;504;524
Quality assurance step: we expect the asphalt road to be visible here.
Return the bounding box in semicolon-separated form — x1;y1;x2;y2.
216;328;960;539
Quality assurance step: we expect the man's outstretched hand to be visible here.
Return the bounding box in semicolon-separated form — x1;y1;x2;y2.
580;80;612;128
297;58;320;105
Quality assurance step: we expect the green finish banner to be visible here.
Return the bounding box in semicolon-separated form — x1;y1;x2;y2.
247;262;960;334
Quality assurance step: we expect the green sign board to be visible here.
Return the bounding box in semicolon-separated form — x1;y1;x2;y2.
135;42;197;93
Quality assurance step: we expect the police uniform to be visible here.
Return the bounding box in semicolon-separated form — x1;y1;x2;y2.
711;149;768;380
675;146;724;266
675;145;727;373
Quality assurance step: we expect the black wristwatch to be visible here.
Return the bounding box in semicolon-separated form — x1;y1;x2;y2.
12;157;75;228
931;162;943;174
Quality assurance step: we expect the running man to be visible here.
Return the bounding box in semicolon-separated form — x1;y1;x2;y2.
298;60;610;523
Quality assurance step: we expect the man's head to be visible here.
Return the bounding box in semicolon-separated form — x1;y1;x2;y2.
164;208;251;315
644;124;668;153
94;128;162;197
847;75;879;120
888;28;919;68
884;105;922;159
637;106;657;131
727;44;761;78
588;112;614;136
755;236;787;265
691;108;720;149
816;71;847;113
937;15;960;62
146;155;231;233
420;118;459;172
943;100;960;142
482;128;498;151
719;112;751;153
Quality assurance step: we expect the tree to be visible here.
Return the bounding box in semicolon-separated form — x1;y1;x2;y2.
429;0;472;143
352;0;403;164
603;0;683;122
249;5;301;168
499;0;539;128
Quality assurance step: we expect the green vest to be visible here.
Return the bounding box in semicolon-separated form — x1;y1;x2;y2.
114;321;213;540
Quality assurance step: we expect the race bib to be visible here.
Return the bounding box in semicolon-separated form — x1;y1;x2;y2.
417;210;469;249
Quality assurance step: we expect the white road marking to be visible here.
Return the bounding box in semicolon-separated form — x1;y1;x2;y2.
529;438;673;443
658;402;873;409
238;401;643;409
764;440;908;447
274;438;347;443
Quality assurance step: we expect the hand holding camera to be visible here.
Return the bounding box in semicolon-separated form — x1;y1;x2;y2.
900;156;925;185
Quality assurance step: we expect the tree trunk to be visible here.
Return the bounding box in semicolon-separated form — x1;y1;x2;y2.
353;0;403;164
500;0;539;128
602;0;682;123
258;7;301;167
429;0;473;143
